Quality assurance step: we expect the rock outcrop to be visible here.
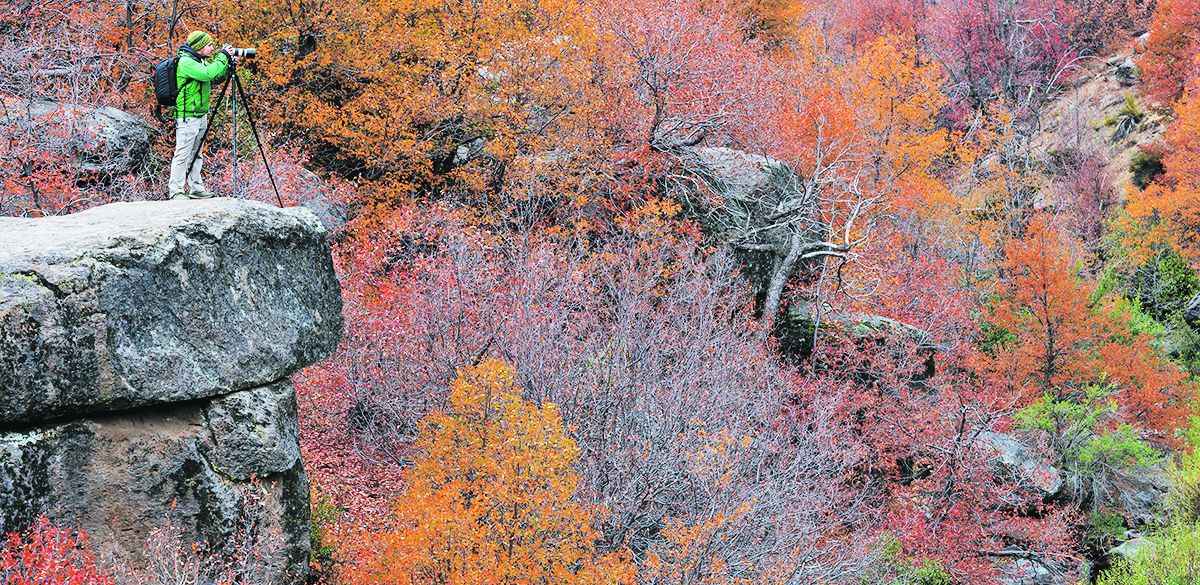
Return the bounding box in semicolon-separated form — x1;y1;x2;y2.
979;431;1064;499
676;146;820;255
0;198;343;583
0;97;158;175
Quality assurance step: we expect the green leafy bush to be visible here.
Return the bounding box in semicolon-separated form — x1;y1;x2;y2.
1086;510;1127;551
1167;422;1200;521
1016;386;1161;503
1169;316;1200;375
309;491;341;580
868;536;954;585
1129;248;1200;322
1130;149;1165;190
899;559;953;585
1096;521;1200;585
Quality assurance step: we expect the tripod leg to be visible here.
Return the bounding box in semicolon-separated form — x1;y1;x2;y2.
233;75;284;208
231;77;237;197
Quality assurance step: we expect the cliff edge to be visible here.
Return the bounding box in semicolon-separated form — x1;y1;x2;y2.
0;198;344;582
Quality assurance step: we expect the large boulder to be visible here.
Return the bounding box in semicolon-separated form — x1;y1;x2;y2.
1113;464;1171;526
675;146;820;256
0;198;343;426
0;383;310;580
998;556;1073;585
0;97;158;175
0;198;343;583
979;431;1064;499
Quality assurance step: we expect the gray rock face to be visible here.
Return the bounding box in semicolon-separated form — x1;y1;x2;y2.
980;431;1064;498
1183;292;1200;325
0;198;343;426
0;199;343;583
1115;464;1170;526
1110;533;1148;560
1116;57;1140;87
206;382;303;481
0;97;157;175
677;146;821;256
0;385;309;580
998;557;1073;585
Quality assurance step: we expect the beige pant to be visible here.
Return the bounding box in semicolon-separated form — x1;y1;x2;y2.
168;116;209;195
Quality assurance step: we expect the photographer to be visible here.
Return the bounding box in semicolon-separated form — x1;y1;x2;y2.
169;31;239;200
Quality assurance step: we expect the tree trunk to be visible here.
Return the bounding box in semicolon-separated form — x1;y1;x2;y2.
759;231;805;339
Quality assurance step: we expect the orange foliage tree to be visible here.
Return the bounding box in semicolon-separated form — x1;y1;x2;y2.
1126;88;1200;260
746;33;951;333
340;358;635;585
1139;0;1200;106
217;0;604;216
987;215;1192;442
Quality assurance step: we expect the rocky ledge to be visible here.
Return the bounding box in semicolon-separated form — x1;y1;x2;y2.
0;198;344;583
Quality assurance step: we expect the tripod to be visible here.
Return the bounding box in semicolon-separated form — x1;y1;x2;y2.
185;61;283;207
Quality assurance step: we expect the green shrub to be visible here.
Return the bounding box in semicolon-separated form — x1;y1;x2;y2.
900;559;953;585
309;491;341;579
1130;149;1165;190
1167;422;1200;521
1096;521;1200;585
1086;510;1127;551
1128;248;1200;322
1015;386;1161;500
1169;316;1200;375
870;536;954;585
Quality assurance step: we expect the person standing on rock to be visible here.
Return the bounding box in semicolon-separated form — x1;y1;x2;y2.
169;31;237;200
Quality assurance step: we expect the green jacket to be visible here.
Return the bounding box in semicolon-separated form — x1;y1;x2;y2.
175;46;231;119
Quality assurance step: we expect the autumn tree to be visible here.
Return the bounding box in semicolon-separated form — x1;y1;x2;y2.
789;247;1079;581
596;0;774;153
663;32;951;335
1126;87;1200;261
217;0;605;222
301;205;877;582
1065;0;1155;55
925;0;1079;127
0;0;175;216
340;358;634;585
1139;0;1200;107
988;216;1192;443
820;0;926;51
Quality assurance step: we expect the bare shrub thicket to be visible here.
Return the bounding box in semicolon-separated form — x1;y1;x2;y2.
322;214;878;582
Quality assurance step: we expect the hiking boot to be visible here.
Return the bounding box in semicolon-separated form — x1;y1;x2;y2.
169;192;188;200
188;190;215;199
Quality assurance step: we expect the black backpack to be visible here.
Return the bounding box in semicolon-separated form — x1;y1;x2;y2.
150;47;198;122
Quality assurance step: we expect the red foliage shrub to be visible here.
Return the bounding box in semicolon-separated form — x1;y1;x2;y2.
925;0;1079;126
1;518;112;585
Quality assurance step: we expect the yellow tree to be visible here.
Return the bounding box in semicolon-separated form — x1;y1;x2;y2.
341;358;634;585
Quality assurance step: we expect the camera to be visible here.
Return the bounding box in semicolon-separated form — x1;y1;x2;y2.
224;46;257;58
